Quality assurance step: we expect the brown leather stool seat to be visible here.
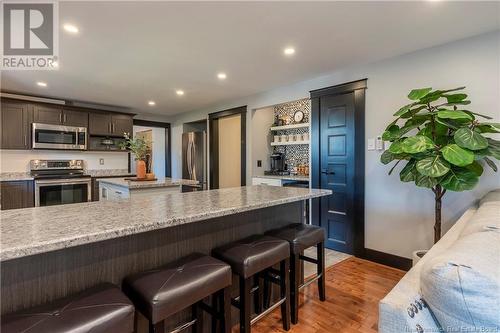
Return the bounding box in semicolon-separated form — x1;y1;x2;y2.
123;253;232;333
213;235;291;333
267;223;325;254
1;283;134;333
266;223;326;324
213;235;290;278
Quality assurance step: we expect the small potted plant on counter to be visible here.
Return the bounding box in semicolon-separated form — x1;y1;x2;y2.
380;86;499;264
119;133;149;179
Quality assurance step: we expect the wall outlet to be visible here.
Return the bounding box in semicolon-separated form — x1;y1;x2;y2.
99;158;104;165
257;160;262;167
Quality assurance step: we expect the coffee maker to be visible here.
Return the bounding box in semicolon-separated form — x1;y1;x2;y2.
265;153;288;175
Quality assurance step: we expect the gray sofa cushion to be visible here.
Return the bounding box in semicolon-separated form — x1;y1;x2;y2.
420;230;500;332
460;200;500;237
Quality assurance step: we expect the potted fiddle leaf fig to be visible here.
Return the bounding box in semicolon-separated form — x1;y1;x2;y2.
381;87;500;243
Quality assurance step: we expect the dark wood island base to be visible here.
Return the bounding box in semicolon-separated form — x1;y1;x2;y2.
1;201;303;332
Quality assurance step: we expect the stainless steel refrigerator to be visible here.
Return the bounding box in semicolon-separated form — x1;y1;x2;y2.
182;131;207;190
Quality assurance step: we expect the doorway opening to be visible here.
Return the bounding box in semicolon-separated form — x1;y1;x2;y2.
131;120;171;178
209;106;247;189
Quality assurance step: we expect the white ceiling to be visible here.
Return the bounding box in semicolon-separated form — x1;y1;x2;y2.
2;1;499;116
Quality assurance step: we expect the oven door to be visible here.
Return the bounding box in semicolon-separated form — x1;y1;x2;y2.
35;178;91;207
32;123;87;150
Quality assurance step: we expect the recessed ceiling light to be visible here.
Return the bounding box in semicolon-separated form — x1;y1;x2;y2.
36;81;47;87
63;24;79;34
217;72;227;80
176;90;185;96
148;101;156;106
283;47;295;56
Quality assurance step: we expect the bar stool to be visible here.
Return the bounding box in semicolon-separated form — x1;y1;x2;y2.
266;223;326;324
1;283;135;333
122;253;232;333
213;235;291;333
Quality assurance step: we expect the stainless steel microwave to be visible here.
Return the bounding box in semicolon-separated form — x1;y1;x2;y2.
32;123;87;150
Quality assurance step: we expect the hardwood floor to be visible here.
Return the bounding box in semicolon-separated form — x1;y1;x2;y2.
251;257;405;333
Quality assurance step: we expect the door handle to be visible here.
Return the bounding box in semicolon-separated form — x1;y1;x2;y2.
321;170;335;175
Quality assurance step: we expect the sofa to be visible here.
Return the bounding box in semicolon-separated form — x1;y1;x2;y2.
379;189;500;333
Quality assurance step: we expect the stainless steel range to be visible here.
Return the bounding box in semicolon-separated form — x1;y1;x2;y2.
31;159;91;207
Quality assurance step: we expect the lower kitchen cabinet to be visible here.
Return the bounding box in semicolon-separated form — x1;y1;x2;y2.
0;181;34;210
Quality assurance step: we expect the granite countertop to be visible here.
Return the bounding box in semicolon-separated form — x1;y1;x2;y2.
0;172;33;181
98;177;199;189
0;186;331;261
85;169;134;178
0;169;134;181
253;174;310;182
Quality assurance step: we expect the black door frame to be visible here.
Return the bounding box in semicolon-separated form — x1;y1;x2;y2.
208;106;247;189
310;79;366;256
132;119;172;177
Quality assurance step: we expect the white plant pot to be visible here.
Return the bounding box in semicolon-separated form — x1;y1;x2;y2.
412;250;428;267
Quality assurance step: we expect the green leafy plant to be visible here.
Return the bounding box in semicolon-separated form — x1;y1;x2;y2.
381;87;499;243
119;133;149;161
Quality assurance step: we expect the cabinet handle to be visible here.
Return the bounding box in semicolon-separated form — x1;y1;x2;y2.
112;123;115;133
24;134;27;146
59;113;62;123
63;114;67;123
108;123;112;133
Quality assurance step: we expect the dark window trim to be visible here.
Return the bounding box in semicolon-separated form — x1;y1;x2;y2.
310;79;368;98
132;119;172;178
208;106;247;189
310;79;367;256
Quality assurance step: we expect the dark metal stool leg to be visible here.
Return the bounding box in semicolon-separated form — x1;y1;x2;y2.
280;259;291;331
193;302;203;333
149;320;164;333
254;273;264;315
211;292;220;333
262;273;270;310
221;286;232;333
240;277;252;333
290;253;300;324
317;242;326;301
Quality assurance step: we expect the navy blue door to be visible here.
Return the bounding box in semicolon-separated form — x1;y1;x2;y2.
319;93;355;253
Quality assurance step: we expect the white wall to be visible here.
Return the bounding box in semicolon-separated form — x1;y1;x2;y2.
168;31;500;258
251;107;274;175
0;150;129;172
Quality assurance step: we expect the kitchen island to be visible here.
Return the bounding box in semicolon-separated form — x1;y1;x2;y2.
0;185;330;330
98;177;199;200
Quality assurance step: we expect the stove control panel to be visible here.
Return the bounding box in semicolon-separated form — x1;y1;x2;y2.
30;159;84;170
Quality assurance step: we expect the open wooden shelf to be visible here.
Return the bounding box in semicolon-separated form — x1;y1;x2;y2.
271;141;310;146
270;123;310;131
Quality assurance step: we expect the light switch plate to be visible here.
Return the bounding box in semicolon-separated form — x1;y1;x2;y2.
367;138;375;151
99;158;104;165
376;136;384;150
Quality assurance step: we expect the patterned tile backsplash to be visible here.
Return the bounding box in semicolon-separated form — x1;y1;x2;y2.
273;98;310;170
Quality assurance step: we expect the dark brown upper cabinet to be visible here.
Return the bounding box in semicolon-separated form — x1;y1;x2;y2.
111;114;133;136
63;109;88;127
33;104;62;125
0;180;34;210
89;112;132;137
1;100;32;149
33;105;88;127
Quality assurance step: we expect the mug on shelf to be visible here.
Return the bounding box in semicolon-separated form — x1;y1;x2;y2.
281;134;288;142
288;134;295;142
274;135;280;143
303;132;310;141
